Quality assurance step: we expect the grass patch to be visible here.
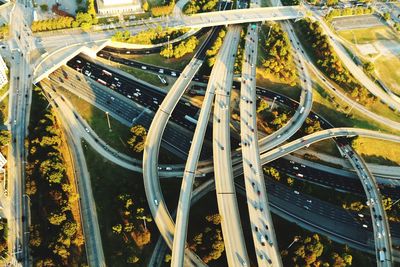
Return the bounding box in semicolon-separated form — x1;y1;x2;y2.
352;137;400;166
256;69;301;100
308;139;341;158
82;145;154;266
337;26;400;95
57;87;133;155
374;56;400;96
119;65;166;87
83;145;182;266
337;26;400;44
312;81;399;134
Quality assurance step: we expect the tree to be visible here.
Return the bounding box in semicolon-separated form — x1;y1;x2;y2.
127;255;139;263
62;221;77;237
112;224;122;234
383;12;391;21
326;0;338;6
0;130;10;146
136;208;152;230
165;254;172;262
127;125;147;153
40;4;48;12
364;62;374;74
257;99;269;113
143;1;149;11
48;213;67;225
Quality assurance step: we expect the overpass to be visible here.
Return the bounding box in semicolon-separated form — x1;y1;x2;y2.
240;22;282;267
32;40;109;84
30;5;304;84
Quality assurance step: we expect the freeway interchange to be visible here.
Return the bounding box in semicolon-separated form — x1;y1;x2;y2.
3;0;400;266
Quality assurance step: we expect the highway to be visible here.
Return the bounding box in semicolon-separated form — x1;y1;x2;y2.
49;62;206;159
240;22;282;266
259;128;400;166
142;21;220;266
170;26;223;267
339;143;392;267
212;25;250;267
7;1;34;265
32;6;303;51
39;81;106;266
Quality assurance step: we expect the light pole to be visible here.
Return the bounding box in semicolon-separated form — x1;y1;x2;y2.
270;96;277;111
287;236;299;249
346;98;359;116
167;35;171;59
267;25;273;39
105;111;112;132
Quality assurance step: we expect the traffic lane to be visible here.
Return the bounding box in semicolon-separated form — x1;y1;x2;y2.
49;69;199;158
67;56;201;130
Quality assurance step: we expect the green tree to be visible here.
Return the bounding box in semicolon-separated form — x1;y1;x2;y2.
40;4;48;12
127;125;147;153
143;1;149;11
112;224;122;234
0;130;10;146
48;213;67;225
364;62;374;74
62;221;77;238
383;12;391;21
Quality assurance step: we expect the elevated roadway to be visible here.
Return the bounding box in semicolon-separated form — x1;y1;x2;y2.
240;22;282;266
340;143;393;267
170;26;222;267
142;23;220;266
212;25;250;267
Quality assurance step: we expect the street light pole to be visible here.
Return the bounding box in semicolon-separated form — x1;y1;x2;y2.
287;236;299;249
270;96;277;110
346;98;359;116
167;35;170;59
105;111;112;132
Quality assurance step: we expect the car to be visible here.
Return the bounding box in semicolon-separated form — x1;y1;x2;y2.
306;199;312;203
154;199;159;206
171;72;177;76
293;166;299;170
110;96;115;100
166;167;172;171
257;190;261;196
296;173;304;178
290;160;294;164
358;213;364;218
85;128;90;133
362;224;368;228
277;134;281;139
303;205;310;210
159;69;164;74
294;190;300;195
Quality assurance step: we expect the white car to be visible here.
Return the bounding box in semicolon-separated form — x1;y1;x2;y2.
85;128;90;133
154;199;159;206
294;190;300;195
171;72;177;77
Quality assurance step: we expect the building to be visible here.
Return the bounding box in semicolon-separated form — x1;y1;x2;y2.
96;0;142;15
0;55;8;88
